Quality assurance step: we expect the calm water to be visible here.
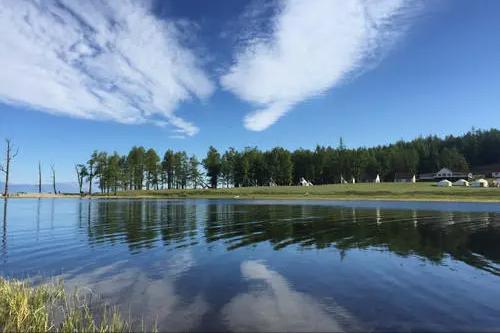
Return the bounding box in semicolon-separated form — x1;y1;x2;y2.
1;198;499;332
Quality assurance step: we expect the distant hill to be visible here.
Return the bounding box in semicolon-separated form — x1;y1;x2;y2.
0;181;80;194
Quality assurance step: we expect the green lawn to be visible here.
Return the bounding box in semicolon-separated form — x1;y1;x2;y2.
98;182;500;202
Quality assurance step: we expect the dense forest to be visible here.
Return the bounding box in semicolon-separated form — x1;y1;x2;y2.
76;128;500;193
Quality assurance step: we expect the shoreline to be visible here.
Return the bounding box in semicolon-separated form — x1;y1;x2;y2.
4;183;500;203
5;193;500;203
4;193;82;199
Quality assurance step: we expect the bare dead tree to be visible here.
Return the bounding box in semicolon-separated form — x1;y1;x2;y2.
51;164;57;194
75;165;81;194
0;139;19;197
75;164;87;195
38;161;42;193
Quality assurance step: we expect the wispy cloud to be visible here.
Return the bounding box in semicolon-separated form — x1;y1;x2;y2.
221;0;420;131
0;0;214;136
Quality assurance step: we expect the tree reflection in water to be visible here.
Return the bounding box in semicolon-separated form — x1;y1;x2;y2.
1;199;7;264
80;200;500;275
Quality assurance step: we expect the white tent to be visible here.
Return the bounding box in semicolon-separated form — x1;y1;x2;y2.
352;177;356;184
411;175;416;183
453;179;469;186
437;179;452;187
299;177;310;186
471;179;489;188
375;174;380;183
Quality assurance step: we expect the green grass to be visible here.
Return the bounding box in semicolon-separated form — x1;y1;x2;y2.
97;182;500;202
0;277;155;333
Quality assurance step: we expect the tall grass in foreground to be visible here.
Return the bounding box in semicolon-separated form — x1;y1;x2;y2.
0;277;155;333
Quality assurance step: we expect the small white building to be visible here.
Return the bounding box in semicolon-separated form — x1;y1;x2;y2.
421;168;471;181
453;179;469;186
436;168;453;179
471;179;489;188
437;179;452;187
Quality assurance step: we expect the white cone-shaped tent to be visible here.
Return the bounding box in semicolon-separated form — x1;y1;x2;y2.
375;174;380;183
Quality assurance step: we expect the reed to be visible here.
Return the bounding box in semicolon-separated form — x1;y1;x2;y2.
0;277;155;333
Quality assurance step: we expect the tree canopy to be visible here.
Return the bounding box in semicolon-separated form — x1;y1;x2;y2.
79;128;500;193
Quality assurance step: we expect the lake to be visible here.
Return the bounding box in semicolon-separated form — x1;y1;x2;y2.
1;198;499;332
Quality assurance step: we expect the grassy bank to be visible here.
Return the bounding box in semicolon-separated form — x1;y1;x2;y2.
0;277;154;332
95;183;500;203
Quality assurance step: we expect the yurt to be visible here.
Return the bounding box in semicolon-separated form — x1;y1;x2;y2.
453;179;469;186
471;179;489;188
437;179;452;187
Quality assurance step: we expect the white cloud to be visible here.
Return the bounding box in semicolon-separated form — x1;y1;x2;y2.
0;0;214;136
221;0;419;131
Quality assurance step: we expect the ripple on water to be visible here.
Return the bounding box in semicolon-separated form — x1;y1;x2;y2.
1;198;499;331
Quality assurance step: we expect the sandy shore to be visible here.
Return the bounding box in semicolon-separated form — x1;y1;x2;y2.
4;193;82;198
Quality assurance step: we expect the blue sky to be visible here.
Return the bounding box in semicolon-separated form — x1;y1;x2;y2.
0;0;499;183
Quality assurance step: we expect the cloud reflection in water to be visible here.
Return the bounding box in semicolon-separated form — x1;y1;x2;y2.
63;249;208;332
222;260;355;332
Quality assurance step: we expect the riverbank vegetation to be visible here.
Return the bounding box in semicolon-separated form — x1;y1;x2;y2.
75;128;500;194
0;277;153;332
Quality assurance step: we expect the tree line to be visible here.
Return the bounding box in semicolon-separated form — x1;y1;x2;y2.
75;148;204;194
75;128;500;193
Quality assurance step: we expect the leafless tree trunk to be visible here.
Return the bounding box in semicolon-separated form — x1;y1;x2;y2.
75;165;80;193
75;164;86;195
0;139;19;197
87;163;94;196
38;161;42;193
51;164;57;194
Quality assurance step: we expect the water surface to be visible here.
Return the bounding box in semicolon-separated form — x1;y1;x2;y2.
1;198;499;332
